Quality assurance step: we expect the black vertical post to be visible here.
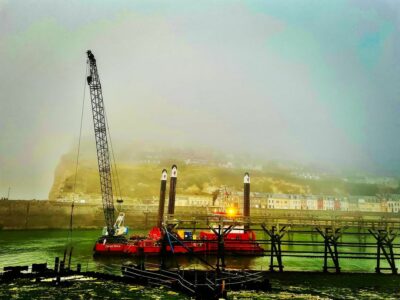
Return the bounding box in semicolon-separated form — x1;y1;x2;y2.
243;173;250;230
54;257;59;273
157;169;168;228
220;226;226;271
333;241;340;273
277;238;283;272
138;248;145;270
160;228;167;269
376;233;381;273
167;165;178;216
59;260;65;274
323;228;328;273
216;225;225;273
269;226;275;271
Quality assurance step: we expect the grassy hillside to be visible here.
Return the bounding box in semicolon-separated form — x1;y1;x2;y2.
49;150;400;202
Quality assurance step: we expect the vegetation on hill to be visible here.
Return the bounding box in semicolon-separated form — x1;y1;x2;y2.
49;146;400;202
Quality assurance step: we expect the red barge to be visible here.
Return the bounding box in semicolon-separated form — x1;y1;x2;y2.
95;224;263;256
94;170;264;256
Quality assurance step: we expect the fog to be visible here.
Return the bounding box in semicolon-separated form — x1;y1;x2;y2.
1;1;400;199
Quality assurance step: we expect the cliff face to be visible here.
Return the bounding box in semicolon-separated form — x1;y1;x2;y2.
48;153;77;201
48;159;311;203
48;143;398;203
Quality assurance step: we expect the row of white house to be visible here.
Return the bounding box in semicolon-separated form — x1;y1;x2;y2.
245;193;400;213
174;193;400;213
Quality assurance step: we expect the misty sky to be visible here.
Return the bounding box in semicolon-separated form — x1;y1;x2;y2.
1;0;400;199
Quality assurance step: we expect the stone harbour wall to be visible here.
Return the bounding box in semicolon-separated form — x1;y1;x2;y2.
0;200;209;230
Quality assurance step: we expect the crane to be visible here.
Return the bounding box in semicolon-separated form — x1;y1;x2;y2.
86;50;127;237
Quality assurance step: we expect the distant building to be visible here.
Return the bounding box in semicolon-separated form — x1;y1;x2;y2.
176;195;212;207
356;196;381;212
387;195;400;213
323;197;335;210
306;196;318;210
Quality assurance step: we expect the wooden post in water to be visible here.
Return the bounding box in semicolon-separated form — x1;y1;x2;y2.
54;257;59;273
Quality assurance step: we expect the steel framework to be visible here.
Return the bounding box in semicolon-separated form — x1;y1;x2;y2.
165;212;400;274
86;50;115;234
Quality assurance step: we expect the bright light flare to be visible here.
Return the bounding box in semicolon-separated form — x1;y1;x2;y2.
226;207;237;217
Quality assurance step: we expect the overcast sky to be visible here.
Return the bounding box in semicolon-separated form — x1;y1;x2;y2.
1;0;400;199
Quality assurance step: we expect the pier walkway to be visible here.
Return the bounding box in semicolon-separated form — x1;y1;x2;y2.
165;211;400;274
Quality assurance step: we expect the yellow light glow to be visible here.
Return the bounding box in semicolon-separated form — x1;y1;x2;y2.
226;207;237;217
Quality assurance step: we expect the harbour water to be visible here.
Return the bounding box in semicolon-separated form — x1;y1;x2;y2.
0;229;399;299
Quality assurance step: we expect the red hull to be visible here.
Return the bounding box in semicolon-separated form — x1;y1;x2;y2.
94;227;264;256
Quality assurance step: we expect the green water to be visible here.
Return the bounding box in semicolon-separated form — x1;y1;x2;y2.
0;229;397;272
0;229;399;299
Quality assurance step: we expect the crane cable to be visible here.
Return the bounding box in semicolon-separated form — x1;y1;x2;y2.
68;61;88;245
68;56;122;247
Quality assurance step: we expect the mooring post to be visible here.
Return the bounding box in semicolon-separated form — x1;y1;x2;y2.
59;260;65;273
54;257;59;273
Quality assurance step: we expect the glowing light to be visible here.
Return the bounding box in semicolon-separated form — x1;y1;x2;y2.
226;207;237;217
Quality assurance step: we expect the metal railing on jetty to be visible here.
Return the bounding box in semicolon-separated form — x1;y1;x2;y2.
164;211;400;274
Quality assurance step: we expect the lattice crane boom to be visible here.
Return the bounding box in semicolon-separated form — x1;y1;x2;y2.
86;50;115;235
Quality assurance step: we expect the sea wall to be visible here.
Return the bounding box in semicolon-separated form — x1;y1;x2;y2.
0;200;209;230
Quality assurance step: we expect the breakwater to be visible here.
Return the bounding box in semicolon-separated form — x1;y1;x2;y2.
0;200;208;230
